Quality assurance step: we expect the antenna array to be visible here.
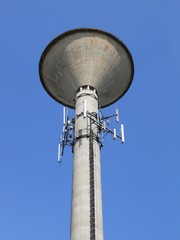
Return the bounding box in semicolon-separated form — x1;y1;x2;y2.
58;105;125;163
58;107;75;163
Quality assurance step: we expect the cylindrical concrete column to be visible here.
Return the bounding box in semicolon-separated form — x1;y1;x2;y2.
70;86;103;240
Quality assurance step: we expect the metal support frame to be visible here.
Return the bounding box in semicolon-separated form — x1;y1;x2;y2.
58;104;125;163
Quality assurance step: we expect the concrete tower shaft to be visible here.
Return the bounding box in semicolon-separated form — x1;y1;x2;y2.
71;86;103;240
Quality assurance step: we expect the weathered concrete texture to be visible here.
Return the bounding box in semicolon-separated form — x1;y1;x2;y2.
39;29;134;108
70;88;103;240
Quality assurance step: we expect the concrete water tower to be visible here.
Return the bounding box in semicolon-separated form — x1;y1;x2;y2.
39;28;134;240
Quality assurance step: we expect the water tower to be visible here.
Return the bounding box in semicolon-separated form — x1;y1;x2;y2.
39;28;134;240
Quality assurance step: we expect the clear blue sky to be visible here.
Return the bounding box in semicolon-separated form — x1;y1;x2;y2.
0;0;180;239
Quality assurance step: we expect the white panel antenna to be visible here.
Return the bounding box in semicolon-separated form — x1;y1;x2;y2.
63;107;66;125
58;143;61;163
115;107;119;122
113;128;117;139
120;124;125;143
63;107;68;131
83;99;87;118
103;121;106;130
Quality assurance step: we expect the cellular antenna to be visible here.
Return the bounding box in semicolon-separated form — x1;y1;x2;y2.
121;124;125;143
39;28;134;240
113;128;117;139
63;107;67;131
83;99;87;118
116;107;119;122
58;143;61;163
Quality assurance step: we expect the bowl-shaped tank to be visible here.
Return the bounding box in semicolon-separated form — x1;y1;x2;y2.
39;28;134;108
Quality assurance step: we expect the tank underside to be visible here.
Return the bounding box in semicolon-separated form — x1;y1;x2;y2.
39;28;134;108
